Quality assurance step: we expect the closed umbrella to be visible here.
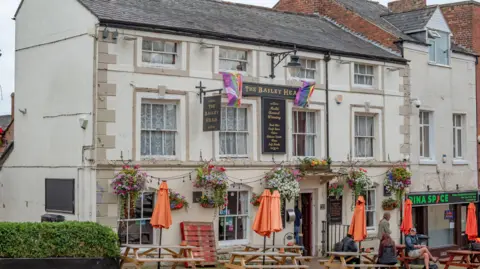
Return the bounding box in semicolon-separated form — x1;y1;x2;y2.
348;196;367;242
252;190;272;265
400;199;413;235
466;203;478;241
270;190;283;247
150;181;172;269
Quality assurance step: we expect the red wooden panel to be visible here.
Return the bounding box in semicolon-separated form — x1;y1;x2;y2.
181;222;218;267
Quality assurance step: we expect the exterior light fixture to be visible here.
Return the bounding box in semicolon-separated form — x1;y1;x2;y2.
267;46;300;79
102;27;109;39
112;29;119;41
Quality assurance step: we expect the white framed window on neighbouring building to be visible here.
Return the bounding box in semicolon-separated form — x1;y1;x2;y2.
354;63;374;86
220;107;248;157
427;29;450;66
365;188;376;231
219;48;248;72
419;111;432;158
118;192;155;244
354;115;375;158
453;114;465;159
292;59;316;80
142;39;177;65
141;102;177;157
292;111;316;156
218;190;249;244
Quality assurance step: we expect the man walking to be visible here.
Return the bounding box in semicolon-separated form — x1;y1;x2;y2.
378;212;392;239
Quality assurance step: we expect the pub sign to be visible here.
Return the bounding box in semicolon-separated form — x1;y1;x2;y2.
203;95;221;132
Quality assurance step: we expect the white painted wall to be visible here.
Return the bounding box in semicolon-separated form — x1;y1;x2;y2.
0;0;98;222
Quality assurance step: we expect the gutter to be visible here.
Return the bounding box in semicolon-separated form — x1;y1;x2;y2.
99;20;408;65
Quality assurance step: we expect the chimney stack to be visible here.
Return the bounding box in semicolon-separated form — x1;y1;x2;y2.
10;93;14;120
388;0;426;13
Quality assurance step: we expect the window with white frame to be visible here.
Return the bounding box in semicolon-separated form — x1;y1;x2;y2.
118;192;155;244
419;111;432;158
220;107;248;157
427;30;450;65
453;114;465;159
219;190;249;242
292;59;316;80
365;188;376;231
142;39;177;65
354;115;375;158
141;102;177;157
293;111;316;156
354;64;374;86
219;48;248;72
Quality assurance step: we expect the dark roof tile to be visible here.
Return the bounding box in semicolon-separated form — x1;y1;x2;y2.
381;6;437;33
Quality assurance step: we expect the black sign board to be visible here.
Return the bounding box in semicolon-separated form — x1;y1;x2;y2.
203;95;221;132
408;191;478;206
243;83;298;99
328;197;342;224
262;98;286;153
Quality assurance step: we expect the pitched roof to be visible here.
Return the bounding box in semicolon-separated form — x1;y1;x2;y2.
76;0;405;63
0;115;12;129
334;0;414;41
381;6;437;33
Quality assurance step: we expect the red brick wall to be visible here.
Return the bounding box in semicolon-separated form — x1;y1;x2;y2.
442;3;480;187
275;0;400;52
388;0;426;13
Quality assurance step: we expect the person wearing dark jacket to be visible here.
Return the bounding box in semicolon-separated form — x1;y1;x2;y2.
405;228;437;269
340;234;360;264
378;234;398;265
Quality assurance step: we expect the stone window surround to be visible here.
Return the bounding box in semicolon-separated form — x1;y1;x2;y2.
452;112;469;166
350;106;384;161
134;91;187;162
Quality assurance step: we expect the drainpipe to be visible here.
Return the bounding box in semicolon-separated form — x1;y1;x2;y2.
324;52;331;255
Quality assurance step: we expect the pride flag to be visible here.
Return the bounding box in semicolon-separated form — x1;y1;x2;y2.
221;72;243;107
294;81;315;107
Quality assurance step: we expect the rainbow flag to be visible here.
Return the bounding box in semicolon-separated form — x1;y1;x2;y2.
294;81;315;107
221;72;243;107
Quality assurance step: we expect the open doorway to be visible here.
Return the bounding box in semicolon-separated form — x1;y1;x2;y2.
299;193;313;256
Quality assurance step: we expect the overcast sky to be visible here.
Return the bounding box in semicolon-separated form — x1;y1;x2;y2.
0;0;473;116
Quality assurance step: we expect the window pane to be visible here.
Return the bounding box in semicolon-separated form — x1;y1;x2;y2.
423;126;430;157
239;192;248;215
293;112;298;133
354;64;359;73
357;116;366;136
365;76;373;85
142;52;151;63
306;135;315;156
221;107;227;131
226;133;235;154
165;42;176;53
419;126;424;157
366;212;375;228
366;117;374;136
142;40;152;50
152;104;164;130
151;132;163;156
236;216;247;240
165;104;176;130
429;40;435;62
308;60;316;69
226;108;236;131
306;112;315;133
306;70;315;79
297;112;307;133
296;134;306;156
151;53;163;64
236;133;247;155
359;64;366;74
153;41;164;52
457;129;462;157
219;49;227;58
141;131;150;156
225;217;235;240
453;127;456;157
237;108;247;131
423;112;429;125
220;133;226;155
366;138;373;157
165;132;175;155
163;54;175;65
227;191;238;215
219;217;226;241
141;104;148;129
366;66;374;75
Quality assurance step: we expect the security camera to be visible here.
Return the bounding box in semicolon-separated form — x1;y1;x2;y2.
411;98;421;108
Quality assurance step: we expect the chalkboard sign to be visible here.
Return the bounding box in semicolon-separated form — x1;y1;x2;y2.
328;197;342;224
203;95;221;131
262;98;286;153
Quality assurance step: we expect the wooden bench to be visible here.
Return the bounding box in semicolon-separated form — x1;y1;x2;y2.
296;256;313;262
439;258;464;265
244;265;309;269
136;258;205;263
324;263;399;268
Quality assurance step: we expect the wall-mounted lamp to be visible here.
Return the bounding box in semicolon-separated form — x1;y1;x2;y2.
112;29;119;41
102;27;109;39
335;95;343;104
267;46;301;79
442;154;447;163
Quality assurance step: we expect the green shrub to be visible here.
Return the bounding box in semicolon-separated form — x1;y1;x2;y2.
0;221;119;258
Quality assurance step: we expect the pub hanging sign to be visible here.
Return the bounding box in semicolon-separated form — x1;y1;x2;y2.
203;95;221;132
408;191;478;206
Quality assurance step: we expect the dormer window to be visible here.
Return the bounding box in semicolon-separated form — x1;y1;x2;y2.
427;29;450;66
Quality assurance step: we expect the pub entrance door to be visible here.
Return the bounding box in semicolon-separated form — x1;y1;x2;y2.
301;193;313;256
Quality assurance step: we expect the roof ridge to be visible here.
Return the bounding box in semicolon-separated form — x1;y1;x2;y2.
381;5;437;17
322;16;402;57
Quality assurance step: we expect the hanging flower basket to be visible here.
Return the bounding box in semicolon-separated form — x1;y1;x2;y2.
250;193;261;207
111;165;147;218
298;157;331;173
384;163;412;201
169;189;189;211
346;167;372;198
382;198;400;211
328;183;344;199
199;195;217;208
265;167;302;201
193;162;228;208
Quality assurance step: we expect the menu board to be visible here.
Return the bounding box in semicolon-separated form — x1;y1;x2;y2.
262;98;286;154
328;197;342;224
203;95;221;132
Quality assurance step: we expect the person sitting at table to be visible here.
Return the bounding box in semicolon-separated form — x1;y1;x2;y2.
378;234;398;266
406;228;438;269
337;234;360;264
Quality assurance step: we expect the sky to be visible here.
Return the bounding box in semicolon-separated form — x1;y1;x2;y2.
0;0;473;116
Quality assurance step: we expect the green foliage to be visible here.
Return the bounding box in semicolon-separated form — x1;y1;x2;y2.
0;221;119;258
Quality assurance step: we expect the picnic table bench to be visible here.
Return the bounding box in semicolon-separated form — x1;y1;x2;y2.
243;245;312;264
439;250;480;269
225;251;306;269
324;251;398;269
120;244;204;269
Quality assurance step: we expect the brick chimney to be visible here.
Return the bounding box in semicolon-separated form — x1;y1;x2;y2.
388;0;427;13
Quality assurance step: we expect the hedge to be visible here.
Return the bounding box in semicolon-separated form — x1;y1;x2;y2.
0;221;119;258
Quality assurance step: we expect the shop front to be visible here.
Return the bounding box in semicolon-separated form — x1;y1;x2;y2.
407;191;478;257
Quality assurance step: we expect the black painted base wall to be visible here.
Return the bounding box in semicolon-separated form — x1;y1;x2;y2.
0;258;119;269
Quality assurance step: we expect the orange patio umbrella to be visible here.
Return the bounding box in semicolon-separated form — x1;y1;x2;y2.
270;190;283;245
252;189;272;265
348;196;367;242
400;199;413;235
466;203;478;241
150;181;172;269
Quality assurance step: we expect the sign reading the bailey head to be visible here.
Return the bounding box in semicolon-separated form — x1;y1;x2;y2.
243;83;297;99
203;95;221;132
408;191;478;206
262;98;286;153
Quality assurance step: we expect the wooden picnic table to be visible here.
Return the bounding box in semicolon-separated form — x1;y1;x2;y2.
324;251;379;269
440;250;480;269
120;244;204;269
225;251;306;269
244;245;304;253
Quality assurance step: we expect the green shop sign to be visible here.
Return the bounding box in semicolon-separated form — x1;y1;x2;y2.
408;191;478;206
